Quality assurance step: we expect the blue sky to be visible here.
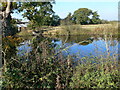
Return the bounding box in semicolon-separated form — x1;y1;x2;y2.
12;1;119;21
53;2;118;20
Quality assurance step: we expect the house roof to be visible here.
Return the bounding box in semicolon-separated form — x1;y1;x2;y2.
16;23;28;27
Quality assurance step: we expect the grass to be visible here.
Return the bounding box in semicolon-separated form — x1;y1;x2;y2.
16;29;34;40
43;23;118;36
16;23;118;37
17;30;33;37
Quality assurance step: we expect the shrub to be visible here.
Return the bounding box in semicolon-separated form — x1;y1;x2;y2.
70;57;120;88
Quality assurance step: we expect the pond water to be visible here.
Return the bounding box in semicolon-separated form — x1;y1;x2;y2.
17;34;119;60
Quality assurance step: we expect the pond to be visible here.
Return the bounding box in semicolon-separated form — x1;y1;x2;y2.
17;34;119;60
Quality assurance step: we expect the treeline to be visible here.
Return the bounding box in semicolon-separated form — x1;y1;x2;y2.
60;8;117;25
41;8;111;26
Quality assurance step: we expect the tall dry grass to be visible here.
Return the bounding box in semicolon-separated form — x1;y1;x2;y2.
43;23;118;36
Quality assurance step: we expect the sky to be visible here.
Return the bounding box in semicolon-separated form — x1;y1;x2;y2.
53;1;118;21
12;1;119;21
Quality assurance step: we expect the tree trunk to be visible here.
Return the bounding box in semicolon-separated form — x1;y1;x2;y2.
0;1;12;37
0;1;11;87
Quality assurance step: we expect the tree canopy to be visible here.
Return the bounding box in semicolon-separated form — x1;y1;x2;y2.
73;8;92;24
61;8;102;25
90;11;101;24
18;2;55;29
50;15;61;26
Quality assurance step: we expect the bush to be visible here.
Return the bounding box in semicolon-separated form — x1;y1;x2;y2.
70;57;120;88
2;37;74;89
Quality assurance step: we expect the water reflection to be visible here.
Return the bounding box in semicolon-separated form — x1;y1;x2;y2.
52;35;118;58
17;40;32;56
16;35;119;59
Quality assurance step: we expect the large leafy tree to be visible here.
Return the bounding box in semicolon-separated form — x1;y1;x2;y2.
18;2;55;29
72;8;92;25
71;8;101;25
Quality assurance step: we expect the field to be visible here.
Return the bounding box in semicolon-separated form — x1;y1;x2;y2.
43;23;118;35
17;23;118;37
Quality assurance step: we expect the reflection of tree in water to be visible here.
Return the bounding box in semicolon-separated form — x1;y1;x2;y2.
57;34;92;43
56;34;119;46
57;35;94;46
79;40;93;45
103;34;118;56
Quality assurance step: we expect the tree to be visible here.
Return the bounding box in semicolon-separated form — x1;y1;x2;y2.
0;1;18;36
60;13;74;25
18;1;55;29
71;8;101;25
72;8;92;25
65;13;73;25
90;11;101;24
51;15;61;26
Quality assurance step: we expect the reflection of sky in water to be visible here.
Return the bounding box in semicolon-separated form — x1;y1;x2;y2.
53;38;118;58
17;40;32;56
17;37;119;59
